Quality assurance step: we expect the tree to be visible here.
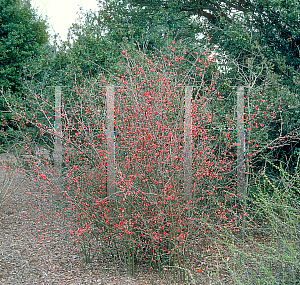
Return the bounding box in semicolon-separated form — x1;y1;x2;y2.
18;0;299;172
46;0;200;86
97;0;198;51
122;0;300;172
127;0;300;70
0;0;49;120
0;0;49;144
0;0;49;95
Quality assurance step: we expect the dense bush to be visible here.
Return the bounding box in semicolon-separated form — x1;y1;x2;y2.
3;44;299;283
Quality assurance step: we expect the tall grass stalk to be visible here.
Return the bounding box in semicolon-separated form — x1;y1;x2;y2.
210;157;300;284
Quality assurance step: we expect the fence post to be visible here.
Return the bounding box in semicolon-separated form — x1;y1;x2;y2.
237;85;246;200
106;85;115;197
184;86;193;200
54;86;62;182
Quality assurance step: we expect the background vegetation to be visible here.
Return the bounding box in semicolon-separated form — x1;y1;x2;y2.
0;0;299;283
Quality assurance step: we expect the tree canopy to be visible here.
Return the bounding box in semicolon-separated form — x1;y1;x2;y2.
5;0;298;170
128;0;300;70
0;0;49;95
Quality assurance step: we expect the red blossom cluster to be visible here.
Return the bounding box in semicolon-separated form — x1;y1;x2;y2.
13;43;290;272
56;46;245;269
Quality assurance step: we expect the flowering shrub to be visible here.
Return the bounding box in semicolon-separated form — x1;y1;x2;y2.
7;43;295;279
56;45;245;274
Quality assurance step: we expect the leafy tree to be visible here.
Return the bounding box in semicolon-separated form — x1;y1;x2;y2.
0;0;49;94
0;0;49;136
127;0;300;70
126;0;300;171
97;0;198;51
44;0;200;87
19;0;300;172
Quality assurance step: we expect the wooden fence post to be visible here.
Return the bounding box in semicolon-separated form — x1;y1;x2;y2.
237;86;246;199
54;86;62;187
106;85;115;197
184;86;193;200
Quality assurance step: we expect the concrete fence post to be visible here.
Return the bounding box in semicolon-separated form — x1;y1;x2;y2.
52;85;63;215
54;86;62;185
106;85;115;197
184;86;193;200
237;85;246;199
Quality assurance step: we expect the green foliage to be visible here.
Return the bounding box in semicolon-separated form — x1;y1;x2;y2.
97;0;198;51
34;0;201;89
199;156;300;284
0;0;49;141
60;9;124;84
0;0;49;94
234;158;300;284
128;0;300;69
1;0;299;281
